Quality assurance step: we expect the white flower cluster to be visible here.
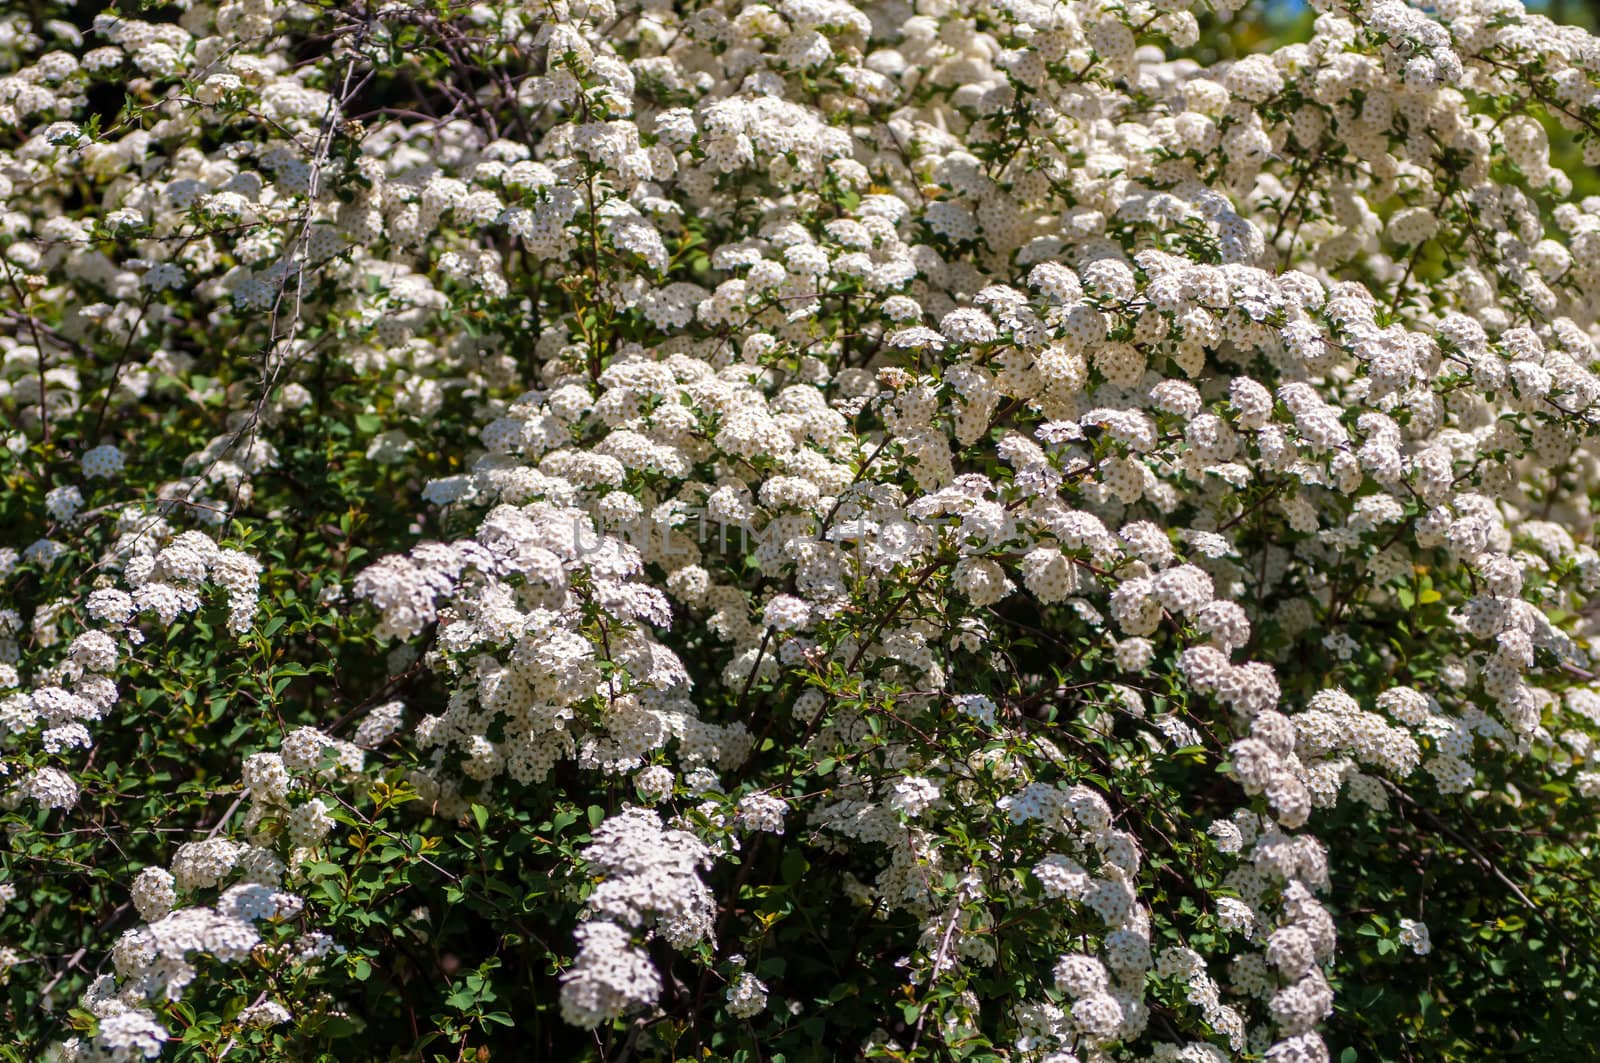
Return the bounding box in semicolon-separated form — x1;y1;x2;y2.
2;0;1600;1051
355;500;753;818
560;807;713;1027
57;708;351;1054
2;524;261;819
330;0;1600;1049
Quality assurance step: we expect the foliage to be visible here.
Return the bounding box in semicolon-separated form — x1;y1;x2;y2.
0;0;1599;1060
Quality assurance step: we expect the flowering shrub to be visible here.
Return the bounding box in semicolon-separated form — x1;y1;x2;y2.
3;0;1600;1058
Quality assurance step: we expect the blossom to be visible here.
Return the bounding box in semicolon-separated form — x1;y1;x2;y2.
5;0;1600;1056
1398;919;1432;956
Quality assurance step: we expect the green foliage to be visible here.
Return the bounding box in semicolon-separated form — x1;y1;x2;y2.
2;0;1600;1060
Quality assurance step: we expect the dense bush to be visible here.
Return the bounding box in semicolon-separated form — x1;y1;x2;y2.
3;0;1600;1058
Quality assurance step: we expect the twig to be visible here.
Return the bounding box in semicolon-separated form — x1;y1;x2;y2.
1380;779;1537;911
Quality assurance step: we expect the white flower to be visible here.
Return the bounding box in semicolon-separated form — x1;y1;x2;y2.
1398;919;1432;956
726;972;769;1018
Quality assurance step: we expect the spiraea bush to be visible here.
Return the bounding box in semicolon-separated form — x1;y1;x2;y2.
2;0;1600;1058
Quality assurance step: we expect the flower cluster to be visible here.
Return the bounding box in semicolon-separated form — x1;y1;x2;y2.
1;0;1600;1055
560;807;714;1027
